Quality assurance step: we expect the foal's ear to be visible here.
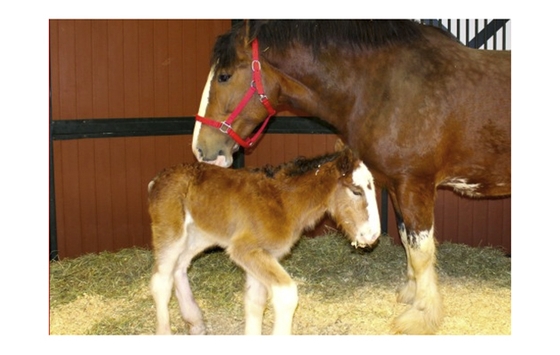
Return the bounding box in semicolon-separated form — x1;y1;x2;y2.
334;138;358;175
336;148;356;177
334;138;347;152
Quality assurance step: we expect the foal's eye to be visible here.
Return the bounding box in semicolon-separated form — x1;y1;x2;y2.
350;187;363;196
217;74;232;83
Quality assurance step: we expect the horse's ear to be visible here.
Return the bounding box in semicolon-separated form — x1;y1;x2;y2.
243;20;251;46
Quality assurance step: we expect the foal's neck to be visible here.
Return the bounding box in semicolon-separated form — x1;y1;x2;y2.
278;163;339;226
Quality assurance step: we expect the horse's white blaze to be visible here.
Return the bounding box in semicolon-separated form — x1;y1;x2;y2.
352;162;381;245
192;68;214;161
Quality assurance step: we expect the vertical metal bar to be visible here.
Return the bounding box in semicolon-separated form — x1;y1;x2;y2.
503;22;507;50
466;19;470;47
475;19;479;48
49;44;59;261
381;189;389;235
491;21;498;50
482;19;488;49
232;149;245;169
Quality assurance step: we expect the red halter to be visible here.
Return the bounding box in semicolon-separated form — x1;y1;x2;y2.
195;39;276;149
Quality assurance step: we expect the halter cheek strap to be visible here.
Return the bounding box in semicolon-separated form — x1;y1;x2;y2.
195;39;276;149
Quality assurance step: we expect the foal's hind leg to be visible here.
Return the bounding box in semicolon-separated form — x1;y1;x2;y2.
173;235;214;335
151;233;185;335
228;243;298;335
390;186;443;335
151;221;211;335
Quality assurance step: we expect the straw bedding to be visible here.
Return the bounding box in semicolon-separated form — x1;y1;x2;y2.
49;233;510;335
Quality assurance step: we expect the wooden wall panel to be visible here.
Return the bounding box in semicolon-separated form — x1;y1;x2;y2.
244;133;340;167
53;135;197;259
50;19;231;120
123;20;141;117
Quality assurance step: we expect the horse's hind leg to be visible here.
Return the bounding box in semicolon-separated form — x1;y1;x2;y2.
390;185;443;335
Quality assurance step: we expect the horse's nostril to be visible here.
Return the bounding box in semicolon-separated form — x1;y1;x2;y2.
218;150;224;156
197;148;203;159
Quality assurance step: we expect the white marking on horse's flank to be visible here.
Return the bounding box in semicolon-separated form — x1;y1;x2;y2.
441;177;482;197
352;162;381;242
192;68;214;160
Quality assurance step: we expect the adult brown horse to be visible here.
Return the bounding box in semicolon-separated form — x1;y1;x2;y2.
192;20;511;334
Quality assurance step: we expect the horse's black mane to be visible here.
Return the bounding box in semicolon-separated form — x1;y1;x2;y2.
249;151;342;178
212;20;428;70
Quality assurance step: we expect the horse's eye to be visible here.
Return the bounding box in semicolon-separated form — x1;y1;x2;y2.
217;74;232;83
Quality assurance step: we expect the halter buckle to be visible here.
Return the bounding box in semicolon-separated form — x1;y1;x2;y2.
219;121;232;134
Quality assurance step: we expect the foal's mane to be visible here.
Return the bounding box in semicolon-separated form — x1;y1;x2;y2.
212;20;438;70
249;151;343;178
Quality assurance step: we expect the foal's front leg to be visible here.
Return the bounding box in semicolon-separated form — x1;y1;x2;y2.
244;274;268;335
229;243;298;335
270;281;298;334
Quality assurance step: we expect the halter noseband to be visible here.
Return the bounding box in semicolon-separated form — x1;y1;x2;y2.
195;39;276;149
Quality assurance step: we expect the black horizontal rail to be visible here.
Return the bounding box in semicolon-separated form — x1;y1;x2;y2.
51;116;337;141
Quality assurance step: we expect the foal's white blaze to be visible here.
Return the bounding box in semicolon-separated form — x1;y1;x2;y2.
192;68;214;162
352;162;381;247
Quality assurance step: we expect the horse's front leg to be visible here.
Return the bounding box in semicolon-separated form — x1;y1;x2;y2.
390;184;443;335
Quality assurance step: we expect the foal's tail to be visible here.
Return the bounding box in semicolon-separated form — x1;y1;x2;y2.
147;164;200;207
148;179;156;193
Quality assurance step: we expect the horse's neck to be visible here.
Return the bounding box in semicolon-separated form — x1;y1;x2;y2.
266;52;356;134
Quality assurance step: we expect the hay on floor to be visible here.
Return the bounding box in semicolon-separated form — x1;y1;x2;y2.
49;233;511;335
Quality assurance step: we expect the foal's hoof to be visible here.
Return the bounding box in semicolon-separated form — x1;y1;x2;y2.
351;240;369;248
391;300;443;335
189;324;207;335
